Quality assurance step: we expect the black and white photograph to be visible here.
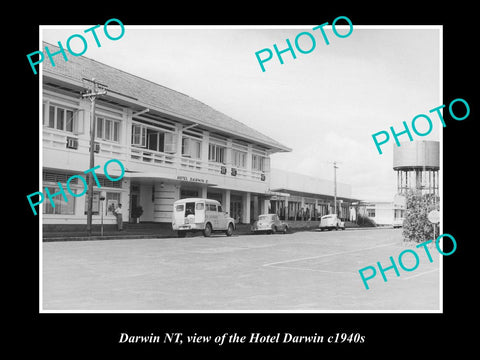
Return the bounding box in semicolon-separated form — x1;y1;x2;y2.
38;24;442;312
16;5;476;356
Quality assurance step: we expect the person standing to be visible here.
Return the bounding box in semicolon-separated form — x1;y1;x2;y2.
114;203;123;231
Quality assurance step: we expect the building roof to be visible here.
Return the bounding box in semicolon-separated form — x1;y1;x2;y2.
269;168;356;200
41;42;291;153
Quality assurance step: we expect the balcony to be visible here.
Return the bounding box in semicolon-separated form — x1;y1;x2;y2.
43;127;127;162
43;127;268;183
129;146;267;182
130;147;176;166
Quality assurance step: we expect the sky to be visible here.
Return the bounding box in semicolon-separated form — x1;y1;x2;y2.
41;24;441;201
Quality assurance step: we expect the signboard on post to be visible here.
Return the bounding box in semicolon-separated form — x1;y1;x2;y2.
427;210;440;224
428;209;440;240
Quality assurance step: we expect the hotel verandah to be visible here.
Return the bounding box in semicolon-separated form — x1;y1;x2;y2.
40;42;292;229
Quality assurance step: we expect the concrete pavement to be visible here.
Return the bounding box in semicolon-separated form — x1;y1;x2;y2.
41;228;440;311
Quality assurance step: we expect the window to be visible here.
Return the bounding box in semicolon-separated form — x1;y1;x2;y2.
180;189;199;199
195;203;205;210
85;173;122;189
207;204;217;211
208;143;226;164
43;187;75;215
48;105;55;128
96;117;120;142
185;202;195;216
217;205;223;212
164;132;176;153
367;209;376;218
252;154;266;171
84;191;121;215
147;128;165;152
106;192;121;215
45;104;75;132
43;171;78;184
133;124;176;153
97;118;103;139
175;204;184;212
182;137;201;159
148;131;158;151
132;124;146;147
84;192;100;215
57;108;64;130
233;150;247;168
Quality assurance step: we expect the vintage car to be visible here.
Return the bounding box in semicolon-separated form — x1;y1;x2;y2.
172;198;235;237
252;214;289;234
319;214;345;231
393;218;404;228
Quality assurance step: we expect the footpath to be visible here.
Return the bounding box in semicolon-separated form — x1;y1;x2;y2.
42;221;377;242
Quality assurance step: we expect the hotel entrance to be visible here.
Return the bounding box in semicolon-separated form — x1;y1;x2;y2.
230;194;242;223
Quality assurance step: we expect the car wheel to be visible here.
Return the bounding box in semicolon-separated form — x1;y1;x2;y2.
283;226;288;234
335;225;339;231
177;231;186;238
272;226;277;234
203;223;212;237
225;223;234;237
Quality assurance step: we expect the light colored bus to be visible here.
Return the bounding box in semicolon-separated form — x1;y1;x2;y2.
172;198;235;237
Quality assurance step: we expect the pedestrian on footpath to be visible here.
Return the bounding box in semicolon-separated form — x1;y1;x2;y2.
114;203;123;231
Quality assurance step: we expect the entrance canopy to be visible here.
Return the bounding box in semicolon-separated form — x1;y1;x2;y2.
125;171;218;187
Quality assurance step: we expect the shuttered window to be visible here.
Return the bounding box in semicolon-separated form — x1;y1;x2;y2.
96;117;120;142
44;104;75;133
208;143;226;164
43;171;121;188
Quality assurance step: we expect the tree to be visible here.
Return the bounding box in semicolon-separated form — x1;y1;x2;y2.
402;190;439;243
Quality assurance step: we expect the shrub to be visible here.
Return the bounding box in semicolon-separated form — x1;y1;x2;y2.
402;190;439;243
131;205;143;219
357;214;376;227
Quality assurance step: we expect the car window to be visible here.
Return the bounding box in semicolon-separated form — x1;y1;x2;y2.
217;205;223;212
207;204;216;211
196;203;204;210
258;215;268;221
175;204;184;212
185;202;195;216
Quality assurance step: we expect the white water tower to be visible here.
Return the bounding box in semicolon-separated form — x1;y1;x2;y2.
393;140;440;196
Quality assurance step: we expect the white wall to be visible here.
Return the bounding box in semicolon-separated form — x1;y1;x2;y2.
153;182;178;223
269;168;352;198
367;202;394;225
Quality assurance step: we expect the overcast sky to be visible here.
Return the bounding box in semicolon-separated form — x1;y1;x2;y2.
41;25;441;201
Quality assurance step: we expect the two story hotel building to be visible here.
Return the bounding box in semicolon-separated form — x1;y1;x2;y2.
41;42;291;229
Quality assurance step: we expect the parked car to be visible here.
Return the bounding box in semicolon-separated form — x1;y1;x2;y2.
252;214;289;234
319;214;345;231
393;218;404;228
172;198;235;237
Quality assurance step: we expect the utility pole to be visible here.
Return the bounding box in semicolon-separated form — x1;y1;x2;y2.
81;78;108;235
333;161;338;215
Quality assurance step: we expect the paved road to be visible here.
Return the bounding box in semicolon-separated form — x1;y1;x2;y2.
42;228;441;311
